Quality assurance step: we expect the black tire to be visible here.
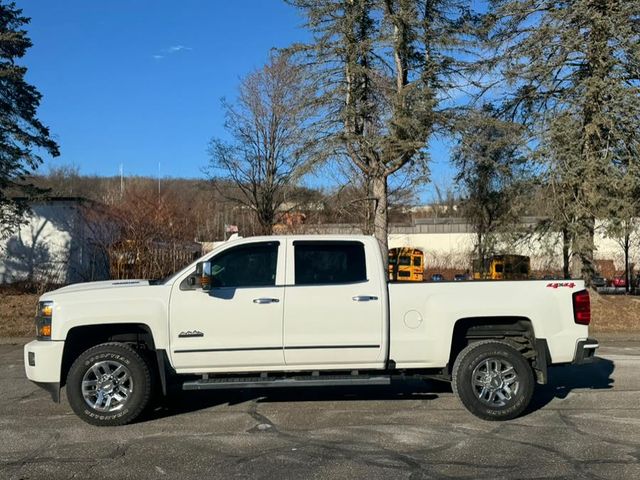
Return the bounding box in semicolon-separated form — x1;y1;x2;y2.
66;342;153;426
452;340;535;421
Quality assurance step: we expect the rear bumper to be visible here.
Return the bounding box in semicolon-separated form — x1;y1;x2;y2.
573;338;599;364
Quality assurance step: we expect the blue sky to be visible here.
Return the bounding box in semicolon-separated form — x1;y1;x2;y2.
18;0;454;201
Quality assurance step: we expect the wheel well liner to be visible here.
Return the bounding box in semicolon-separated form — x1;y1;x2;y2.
452;316;534;340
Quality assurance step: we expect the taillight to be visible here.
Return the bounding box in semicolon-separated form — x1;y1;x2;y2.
572;289;591;325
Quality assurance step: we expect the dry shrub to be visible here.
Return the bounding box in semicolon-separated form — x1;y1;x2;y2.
0;291;38;337
103;184;202;280
590;291;640;333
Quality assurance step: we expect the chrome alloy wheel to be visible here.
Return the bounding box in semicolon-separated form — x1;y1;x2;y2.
81;360;134;412
471;358;520;407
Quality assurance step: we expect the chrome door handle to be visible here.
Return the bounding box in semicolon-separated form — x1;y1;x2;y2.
253;298;280;304
352;295;378;302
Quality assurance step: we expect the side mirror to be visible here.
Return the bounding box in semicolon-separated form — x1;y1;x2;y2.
195;260;213;291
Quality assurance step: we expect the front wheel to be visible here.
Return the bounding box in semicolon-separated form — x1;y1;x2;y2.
66;342;152;426
452;340;535;421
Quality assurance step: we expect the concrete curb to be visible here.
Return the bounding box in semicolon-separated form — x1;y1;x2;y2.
0;337;31;345
592;332;640;342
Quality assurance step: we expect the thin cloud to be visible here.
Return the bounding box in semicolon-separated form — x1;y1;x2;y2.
167;45;192;53
151;45;192;60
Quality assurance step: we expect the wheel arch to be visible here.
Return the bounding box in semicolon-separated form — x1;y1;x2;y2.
60;323;167;393
448;316;548;384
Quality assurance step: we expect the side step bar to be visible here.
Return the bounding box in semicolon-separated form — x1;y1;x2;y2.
183;374;392;391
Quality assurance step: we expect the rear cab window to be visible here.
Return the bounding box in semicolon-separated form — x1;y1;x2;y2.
293;241;367;285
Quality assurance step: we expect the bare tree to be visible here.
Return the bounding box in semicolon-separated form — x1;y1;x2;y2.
206;53;318;235
288;0;471;260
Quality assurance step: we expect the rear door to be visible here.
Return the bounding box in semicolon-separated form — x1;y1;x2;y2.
283;240;385;368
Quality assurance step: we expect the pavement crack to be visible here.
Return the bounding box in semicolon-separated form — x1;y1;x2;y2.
246;399;279;434
558;411;640;462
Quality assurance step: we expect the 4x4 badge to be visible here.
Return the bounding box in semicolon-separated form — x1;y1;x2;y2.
546;282;576;289
178;330;204;338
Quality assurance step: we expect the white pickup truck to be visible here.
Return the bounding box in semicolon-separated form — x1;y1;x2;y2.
24;235;598;425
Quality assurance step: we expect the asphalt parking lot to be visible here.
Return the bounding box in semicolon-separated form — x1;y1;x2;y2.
1;338;639;480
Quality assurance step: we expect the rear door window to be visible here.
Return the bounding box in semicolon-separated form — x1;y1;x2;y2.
294;241;367;285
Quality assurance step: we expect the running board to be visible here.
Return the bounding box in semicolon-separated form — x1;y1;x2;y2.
182;374;392;391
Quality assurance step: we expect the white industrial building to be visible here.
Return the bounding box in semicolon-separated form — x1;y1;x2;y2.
0;198;112;285
388;219;635;273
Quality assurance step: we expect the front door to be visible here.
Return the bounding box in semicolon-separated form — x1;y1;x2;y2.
283;240;384;368
169;241;285;371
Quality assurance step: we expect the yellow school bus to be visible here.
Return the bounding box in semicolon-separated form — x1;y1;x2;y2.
389;248;425;282
473;255;530;280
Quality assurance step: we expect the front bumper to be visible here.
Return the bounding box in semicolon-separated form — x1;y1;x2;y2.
24;340;64;402
573;338;599;364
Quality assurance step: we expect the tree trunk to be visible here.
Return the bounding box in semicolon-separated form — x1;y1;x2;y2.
625;233;630;294
256;220;273;236
372;175;389;264
362;175;374;235
572;215;595;286
477;231;484;277
256;205;275;236
562;228;571;279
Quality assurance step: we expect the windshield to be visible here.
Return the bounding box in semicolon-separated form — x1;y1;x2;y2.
398;256;411;266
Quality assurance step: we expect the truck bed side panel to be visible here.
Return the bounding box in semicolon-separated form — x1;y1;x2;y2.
388;280;588;369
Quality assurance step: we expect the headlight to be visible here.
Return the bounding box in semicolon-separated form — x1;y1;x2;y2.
35;301;53;340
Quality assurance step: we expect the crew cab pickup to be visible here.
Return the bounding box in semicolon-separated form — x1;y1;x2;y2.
24;235;598;425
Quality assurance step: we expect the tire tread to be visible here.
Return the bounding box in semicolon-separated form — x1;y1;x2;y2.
452;339;534;421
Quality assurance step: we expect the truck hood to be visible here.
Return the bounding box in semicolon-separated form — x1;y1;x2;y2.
44;279;152;297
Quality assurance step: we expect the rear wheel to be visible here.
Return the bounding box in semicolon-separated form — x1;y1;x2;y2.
67;342;152;426
452;340;534;421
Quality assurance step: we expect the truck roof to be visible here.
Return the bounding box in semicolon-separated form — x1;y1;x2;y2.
224;234;375;245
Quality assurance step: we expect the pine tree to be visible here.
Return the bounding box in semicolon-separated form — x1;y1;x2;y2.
453;104;528;271
287;0;471;259
0;1;59;238
483;0;640;283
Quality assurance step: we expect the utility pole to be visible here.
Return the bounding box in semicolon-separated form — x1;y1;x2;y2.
119;163;124;198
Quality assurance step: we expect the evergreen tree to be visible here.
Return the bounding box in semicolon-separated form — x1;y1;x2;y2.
0;1;59;238
287;0;471;259
453;105;528;271
602;158;640;292
483;0;640;283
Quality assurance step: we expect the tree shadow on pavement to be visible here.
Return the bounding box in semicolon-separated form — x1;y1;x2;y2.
525;356;615;415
